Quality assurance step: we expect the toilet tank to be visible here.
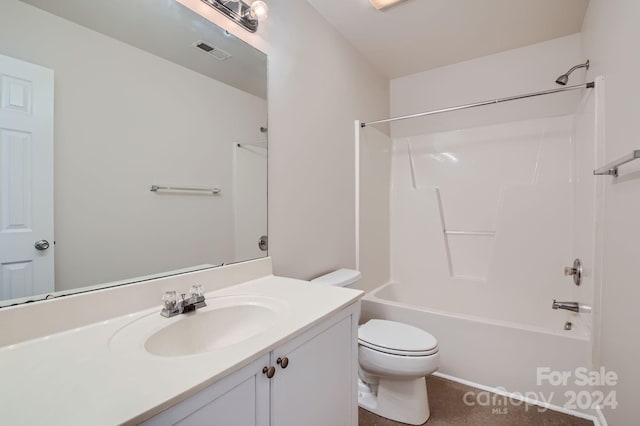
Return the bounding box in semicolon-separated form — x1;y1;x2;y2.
310;269;361;287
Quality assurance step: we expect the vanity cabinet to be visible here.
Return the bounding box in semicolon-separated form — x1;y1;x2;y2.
141;354;270;426
270;314;355;426
143;303;359;426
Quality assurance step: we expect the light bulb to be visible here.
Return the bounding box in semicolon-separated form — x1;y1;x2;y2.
249;1;268;20
369;0;407;10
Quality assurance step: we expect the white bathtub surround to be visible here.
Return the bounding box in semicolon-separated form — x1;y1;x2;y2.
361;283;595;416
0;259;362;425
390;114;593;332
385;35;597;335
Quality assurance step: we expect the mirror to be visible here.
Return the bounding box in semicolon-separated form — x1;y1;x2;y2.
0;0;268;307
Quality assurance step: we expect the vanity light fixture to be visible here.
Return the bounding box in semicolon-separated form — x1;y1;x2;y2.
369;0;408;10
201;0;269;33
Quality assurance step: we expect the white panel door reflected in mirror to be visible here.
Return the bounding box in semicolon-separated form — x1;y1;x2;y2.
0;54;54;301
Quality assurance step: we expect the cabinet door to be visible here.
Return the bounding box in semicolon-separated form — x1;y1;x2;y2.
270;315;355;426
143;354;269;426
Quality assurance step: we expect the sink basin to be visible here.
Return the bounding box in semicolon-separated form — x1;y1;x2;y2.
109;295;287;357
146;303;277;357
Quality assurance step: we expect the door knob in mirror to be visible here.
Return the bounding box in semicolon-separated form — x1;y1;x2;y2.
34;240;50;251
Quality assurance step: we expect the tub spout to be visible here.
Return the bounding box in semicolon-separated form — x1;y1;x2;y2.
552;300;580;313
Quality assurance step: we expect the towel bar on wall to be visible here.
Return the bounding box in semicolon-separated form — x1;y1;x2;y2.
594;150;640;177
444;230;496;237
150;185;221;195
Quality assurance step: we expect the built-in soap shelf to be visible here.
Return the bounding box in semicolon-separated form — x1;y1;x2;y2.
435;188;495;282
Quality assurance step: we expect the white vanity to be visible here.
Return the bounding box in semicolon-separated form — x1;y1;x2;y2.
0;258;362;425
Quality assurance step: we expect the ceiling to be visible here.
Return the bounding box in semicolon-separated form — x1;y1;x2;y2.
306;0;590;79
21;0;267;98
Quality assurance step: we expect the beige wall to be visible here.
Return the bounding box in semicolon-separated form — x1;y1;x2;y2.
390;34;584;137
178;0;390;281
358;126;391;292
581;1;640;424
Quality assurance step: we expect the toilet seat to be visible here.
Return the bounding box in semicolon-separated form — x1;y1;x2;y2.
358;319;438;357
358;339;438;356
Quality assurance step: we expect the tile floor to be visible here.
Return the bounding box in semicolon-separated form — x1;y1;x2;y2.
359;376;594;426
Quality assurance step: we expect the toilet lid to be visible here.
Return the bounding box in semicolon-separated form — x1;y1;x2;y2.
358;320;438;356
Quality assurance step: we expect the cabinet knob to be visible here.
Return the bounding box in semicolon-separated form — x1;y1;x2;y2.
262;366;276;379
277;357;289;369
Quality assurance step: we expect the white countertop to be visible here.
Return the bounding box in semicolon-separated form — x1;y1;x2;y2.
0;276;362;425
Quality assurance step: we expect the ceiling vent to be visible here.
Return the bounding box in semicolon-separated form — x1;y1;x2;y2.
192;41;232;61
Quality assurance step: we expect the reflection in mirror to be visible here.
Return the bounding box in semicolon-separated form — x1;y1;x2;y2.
0;0;268;307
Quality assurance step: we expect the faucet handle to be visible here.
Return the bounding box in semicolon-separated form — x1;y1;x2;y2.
162;291;178;309
190;284;204;297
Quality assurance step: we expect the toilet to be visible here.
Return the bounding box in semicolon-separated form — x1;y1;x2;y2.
311;269;440;425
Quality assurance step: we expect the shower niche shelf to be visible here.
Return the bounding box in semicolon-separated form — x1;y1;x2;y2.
435;188;496;282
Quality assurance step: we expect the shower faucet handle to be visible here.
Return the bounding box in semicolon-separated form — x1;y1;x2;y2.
564;266;577;275
564;259;582;286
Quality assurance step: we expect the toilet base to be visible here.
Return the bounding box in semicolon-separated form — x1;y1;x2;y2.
358;376;430;425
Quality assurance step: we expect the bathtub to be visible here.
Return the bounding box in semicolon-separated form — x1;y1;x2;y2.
361;282;593;413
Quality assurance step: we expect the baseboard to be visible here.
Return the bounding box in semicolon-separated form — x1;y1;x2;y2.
432;372;602;425
595;406;608;426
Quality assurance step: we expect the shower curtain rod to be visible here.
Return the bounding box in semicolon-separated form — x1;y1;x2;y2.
360;81;595;128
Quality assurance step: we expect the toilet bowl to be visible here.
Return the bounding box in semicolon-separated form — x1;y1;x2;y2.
358;319;439;425
310;270;440;425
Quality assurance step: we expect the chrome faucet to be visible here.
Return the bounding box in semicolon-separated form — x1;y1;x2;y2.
161;285;206;317
552;300;580;313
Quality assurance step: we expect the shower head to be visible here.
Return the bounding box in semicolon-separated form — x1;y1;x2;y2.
555;74;569;86
555;60;590;86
